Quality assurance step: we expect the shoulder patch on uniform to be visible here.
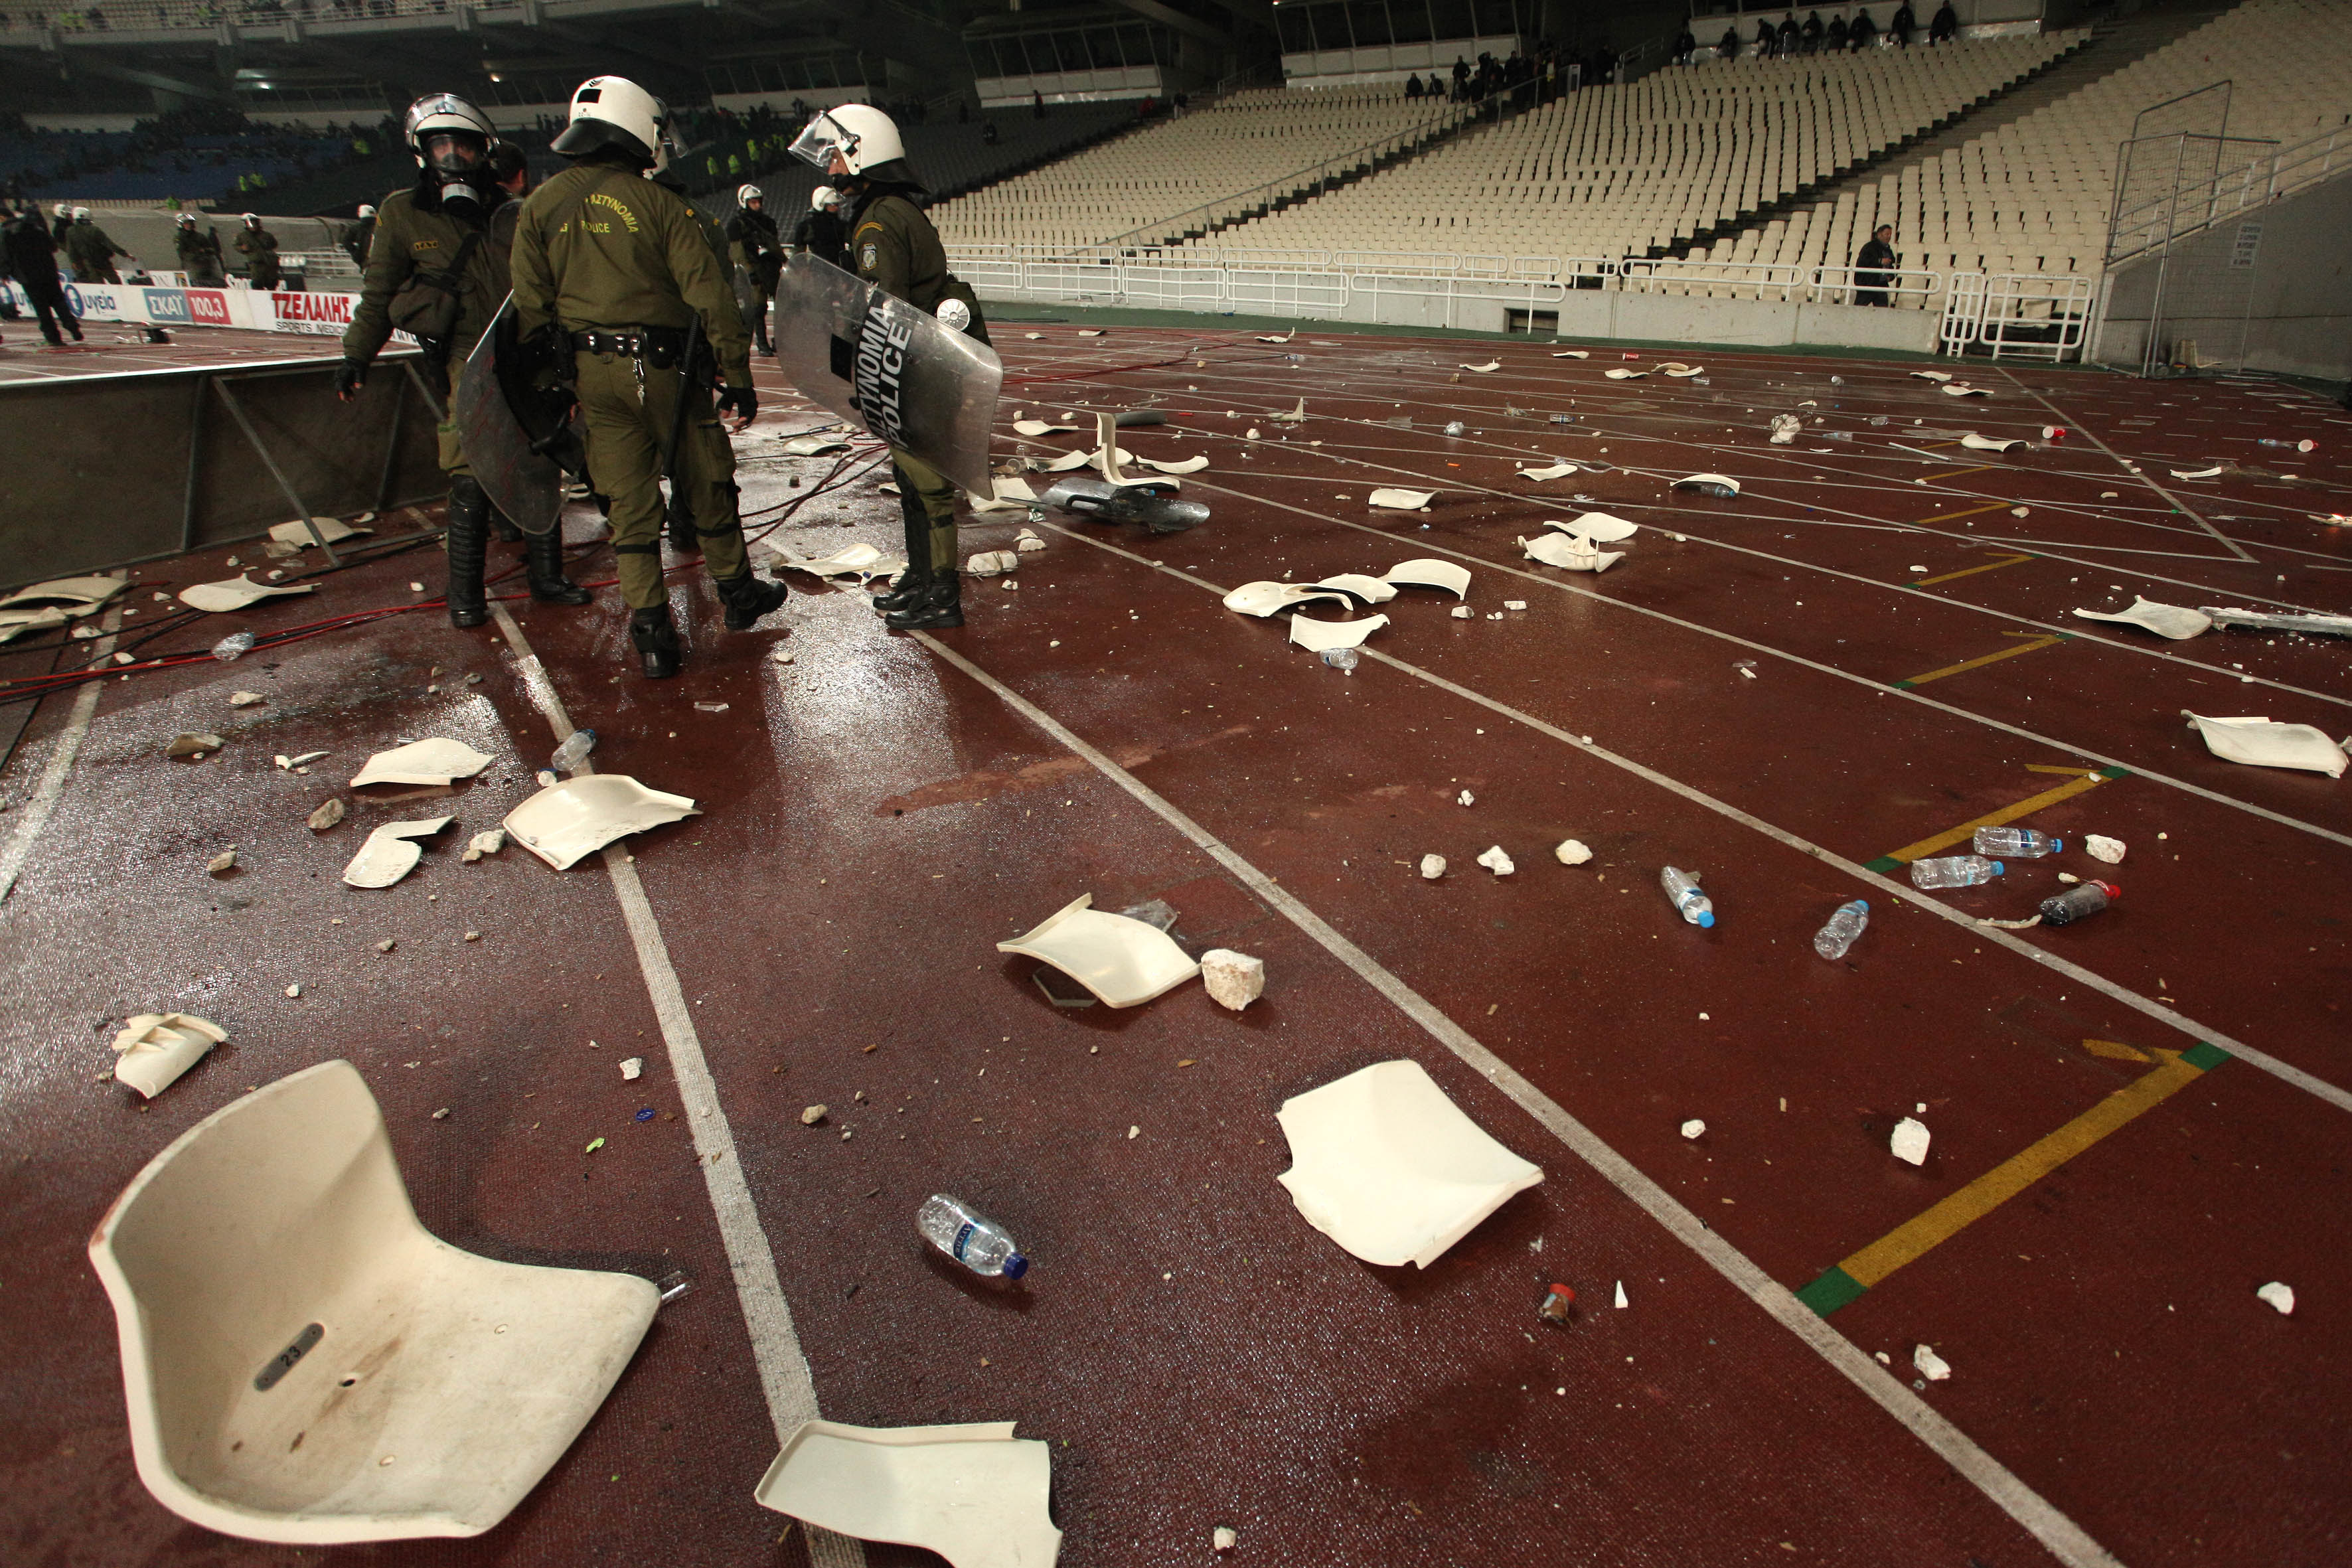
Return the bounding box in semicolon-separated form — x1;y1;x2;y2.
858;242;878;271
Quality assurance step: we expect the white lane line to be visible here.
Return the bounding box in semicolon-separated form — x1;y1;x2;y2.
491;605;864;1568
1174;477;2352;854
1034;521;2352;1117
1998;366;2258;564
0;591;121;908
911;628;2127;1568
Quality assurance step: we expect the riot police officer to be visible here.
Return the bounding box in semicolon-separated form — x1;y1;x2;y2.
791;185;846;269
235;214;281;289
334;92;589;628
509;75;784;679
341;203;376;269
726;183;782;353
174;212;225;285
790;104;988;633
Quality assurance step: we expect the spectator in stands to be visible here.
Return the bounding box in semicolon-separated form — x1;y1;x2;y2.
1032;91;1045;119
63;206;129;283
1673;27;1696;64
1719;23;1741;59
1891;3;1916;47
1930;1;1958;45
3;203;82;346
341;202;374;268
1853;223;1899;305
1849;9;1877;49
175;212;225;284
726;183;781;354
1451;56;1470;98
1755;16;1775;56
1776;13;1800;56
792;185;845;269
234;213;279;288
1826;10;1849;50
982;119;1000;145
1405;72;1424;100
1801;12;1824;54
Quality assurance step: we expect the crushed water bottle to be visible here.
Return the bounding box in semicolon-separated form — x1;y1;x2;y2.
2039;879;2118;926
550;728;597;774
1683;478;1739;498
1813;899;1869;960
1659;866;1715;928
1443;420;1466;435
1910;854;2003;890
1548;413;1578;424
2256;437;2315;452
1320;647;1358;674
1972;826;2061;858
210;631;256;662
917;1194;1029;1279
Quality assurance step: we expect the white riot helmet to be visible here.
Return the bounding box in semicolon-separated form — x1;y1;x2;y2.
404;92;499;212
53;203;68;218
72;206;91;220
553;76;671;171
242;212;260;225
811;185;841;211
357;203;376;218
176;212;196;228
789;105;915;185
736;183;763;205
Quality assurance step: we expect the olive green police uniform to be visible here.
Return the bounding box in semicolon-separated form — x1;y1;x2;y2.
175;224;225;285
509;156;758;615
235;224;281;289
726;203;782;354
342;185;509;475
64;221;128;284
850;189;989;583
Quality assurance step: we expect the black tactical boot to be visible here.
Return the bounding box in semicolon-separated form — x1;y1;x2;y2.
525;528;591;604
715;571;789;630
443;475;491;629
884;570;963;632
630;605;682;678
872;483;939;613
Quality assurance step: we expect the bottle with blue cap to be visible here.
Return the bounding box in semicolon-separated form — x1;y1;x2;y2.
917;1194;1029;1280
1910;854;2003;890
1972;826;2060;858
1814;899;1869;959
1659;866;1715;927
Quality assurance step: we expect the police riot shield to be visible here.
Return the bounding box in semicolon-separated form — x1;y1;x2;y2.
455;295;578;538
772;254;1002;498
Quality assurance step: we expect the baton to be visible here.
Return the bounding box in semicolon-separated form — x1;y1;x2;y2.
660;313;708;554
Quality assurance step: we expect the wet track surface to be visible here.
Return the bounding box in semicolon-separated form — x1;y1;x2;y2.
3;323;2348;1568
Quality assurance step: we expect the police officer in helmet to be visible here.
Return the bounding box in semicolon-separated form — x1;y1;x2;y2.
335;92;589;628
510;76;783;679
791;103;988;632
726;183;782;354
791;185;846;268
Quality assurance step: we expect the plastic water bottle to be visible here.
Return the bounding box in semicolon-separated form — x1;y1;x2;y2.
1320;647;1358;674
550;728;596;774
1972;826;2061;858
1910;854;2003;889
210;631;256;661
1444;420;1466;435
1684;479;1738;498
1660;866;1715;927
1813;899;1869;959
916;1194;1029;1280
2256;437;2315;452
2039;880;2118;927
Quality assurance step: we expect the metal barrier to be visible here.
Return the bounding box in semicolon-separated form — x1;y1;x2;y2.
0;352;445;589
1941;272;1989;354
1975;273;2093;361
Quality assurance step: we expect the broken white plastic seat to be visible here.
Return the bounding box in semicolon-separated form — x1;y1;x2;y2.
1959;432;2022;452
0;605;70;643
1548;512;1638;542
2181;712;2349;778
1289;612;1389;652
1551;350;1589;359
1457;360;1501;372
1518;463;1579;481
2072;598;2211;640
88;1060;659;1543
1221;582;1350;618
1383;560;1471;598
776;542;889;579
179;575;317;614
996;894;1200;1008
112;1013;226;1098
1011;419;1082;436
350;738;493;789
1660;363;1704;378
268;516;372;547
1942;384;1992;398
1270;398;1306;423
1603;368;1649;380
1911;370;1953;382
1310;573;1398;604
968;477;1038;514
1673;473;1741;496
504;774;700;870
341;816;452;888
1522;534;1624;572
0;574;126;609
781;433;852;456
1130;453;1208;475
2171;464;2226;480
1275;1059;1543;1268
1368;488;1435;510
754;1420;1061;1568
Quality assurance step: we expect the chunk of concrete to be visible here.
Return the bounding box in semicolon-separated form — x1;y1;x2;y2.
463;828;506;862
308;799;346;832
2084;834;2126;864
1200;949;1265;1011
112;1013;228;1098
166;733;224;758
2257;1281;2295;1316
1476;846;1515;876
1420;854;1447;880
1891;1117;1931;1166
1555;839;1593;865
1913;1344;1952;1380
1680;1119;1705;1139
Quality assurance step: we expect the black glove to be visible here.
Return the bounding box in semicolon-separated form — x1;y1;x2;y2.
333;358;367;401
716;384;757;422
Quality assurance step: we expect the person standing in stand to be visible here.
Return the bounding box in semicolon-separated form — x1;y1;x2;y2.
1853;223;1899;306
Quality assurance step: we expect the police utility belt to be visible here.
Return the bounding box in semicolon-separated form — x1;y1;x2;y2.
569;325;689;367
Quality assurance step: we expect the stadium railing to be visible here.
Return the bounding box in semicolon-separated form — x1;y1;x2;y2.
2105;122;2352;266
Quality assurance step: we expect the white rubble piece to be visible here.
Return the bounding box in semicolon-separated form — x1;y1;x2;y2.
463;828;506;862
1014;529;1046;552
1680;1119;1705;1140
998;894;1199;1008
1551;349;1590;358
1554;839;1592;865
351;738;493;789
967;477;1038;515
0;606;71;644
1457;790;1474;807
781;433;851;456
1768;414;1800;445
1420;854;1447;880
1913;1344;1952;1381
307;799;345;833
178;575;316;613
342;816;453;889
1911;370;1953;382
1613;1280;1628;1309
1011;418;1083;436
2257;1281;2296;1316
1890;1117;1932;1166
2084;834;2126;864
1271;398;1307;424
1504;600;1527;612
111;1012;228;1098
1199;949;1266;1011
1215;1525;1239;1552
2171;464;2226;480
1275;1059;1543;1267
619;1058;644;1081
228;691;265;708
1369;488;1437;511
1941;384;1992;398
166;733;224;758
206;849;237;876
753;1419;1061;1568
1132;453;1210;475
2180;712;2349;778
505;775;700;871
1476;846;1515;876
966;550;1022;576
1660;363;1703;378
1450;605;1474;619
1288;613;1389;653
2071;598;2213;641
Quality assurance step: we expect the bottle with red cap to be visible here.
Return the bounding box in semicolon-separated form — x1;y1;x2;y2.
2039;880;2118;926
